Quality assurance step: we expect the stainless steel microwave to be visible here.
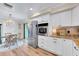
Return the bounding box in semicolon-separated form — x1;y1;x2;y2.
38;23;48;35
39;27;47;33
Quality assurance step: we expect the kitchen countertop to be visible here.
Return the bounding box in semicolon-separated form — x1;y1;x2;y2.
38;35;79;40
38;35;79;47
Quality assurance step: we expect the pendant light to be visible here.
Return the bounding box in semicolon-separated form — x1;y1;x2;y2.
5;14;14;26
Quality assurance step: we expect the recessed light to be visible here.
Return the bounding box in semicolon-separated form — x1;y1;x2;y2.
29;8;33;10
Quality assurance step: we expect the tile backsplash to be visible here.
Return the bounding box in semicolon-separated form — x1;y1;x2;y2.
50;26;79;38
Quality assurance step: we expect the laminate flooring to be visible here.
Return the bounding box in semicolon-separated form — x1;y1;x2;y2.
0;44;56;56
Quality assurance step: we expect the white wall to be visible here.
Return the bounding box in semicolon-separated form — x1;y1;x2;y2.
18;23;24;39
2;22;18;36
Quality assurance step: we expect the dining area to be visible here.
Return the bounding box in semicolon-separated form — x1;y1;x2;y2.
0;33;26;51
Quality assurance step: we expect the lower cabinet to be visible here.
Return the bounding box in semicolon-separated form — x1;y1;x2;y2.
38;36;56;53
47;38;57;54
62;39;73;56
56;39;63;55
72;41;79;56
38;36;79;56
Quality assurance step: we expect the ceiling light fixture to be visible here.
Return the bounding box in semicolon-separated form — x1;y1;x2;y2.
5;14;15;26
29;8;33;10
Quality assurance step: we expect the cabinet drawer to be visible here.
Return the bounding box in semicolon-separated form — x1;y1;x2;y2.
38;41;48;46
38;43;50;51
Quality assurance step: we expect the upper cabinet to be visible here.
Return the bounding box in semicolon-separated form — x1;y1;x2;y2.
50;13;60;26
62;11;72;26
32;14;50;24
38;14;49;24
31;5;79;27
50;10;72;27
72;5;79;26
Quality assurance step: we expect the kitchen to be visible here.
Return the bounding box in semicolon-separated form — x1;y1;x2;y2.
29;3;79;56
0;3;79;56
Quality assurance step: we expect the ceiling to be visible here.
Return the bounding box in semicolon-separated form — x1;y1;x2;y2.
0;3;70;23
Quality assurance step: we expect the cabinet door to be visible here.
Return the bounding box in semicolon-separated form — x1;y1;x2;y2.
50;10;71;27
51;14;60;26
38;14;49;24
48;38;57;54
38;36;49;50
38;36;42;47
64;11;71;26
72;6;79;26
61;11;71;26
62;39;73;56
56;39;63;55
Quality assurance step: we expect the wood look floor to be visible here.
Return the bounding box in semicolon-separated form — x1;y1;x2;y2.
0;44;56;56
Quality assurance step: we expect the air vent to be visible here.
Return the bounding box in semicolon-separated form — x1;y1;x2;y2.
3;3;13;8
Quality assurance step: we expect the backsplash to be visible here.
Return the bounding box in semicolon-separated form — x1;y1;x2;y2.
50;26;79;38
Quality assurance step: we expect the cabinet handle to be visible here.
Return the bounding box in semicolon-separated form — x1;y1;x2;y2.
74;46;78;51
41;42;44;43
53;41;56;43
64;40;66;41
42;39;44;40
41;45;43;47
54;39;57;40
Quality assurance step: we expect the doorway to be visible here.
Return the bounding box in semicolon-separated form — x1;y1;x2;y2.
24;23;28;39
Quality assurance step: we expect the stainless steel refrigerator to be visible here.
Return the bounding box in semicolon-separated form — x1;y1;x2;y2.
28;21;38;48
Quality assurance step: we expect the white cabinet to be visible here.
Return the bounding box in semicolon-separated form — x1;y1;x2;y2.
48;38;57;54
50;13;60;26
60;11;71;26
56;38;63;55
38;36;57;54
50;10;71;27
72;5;79;26
38;36;63;55
31;14;49;24
38;36;79;56
38;36;51;51
62;39;73;56
38;14;49;24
